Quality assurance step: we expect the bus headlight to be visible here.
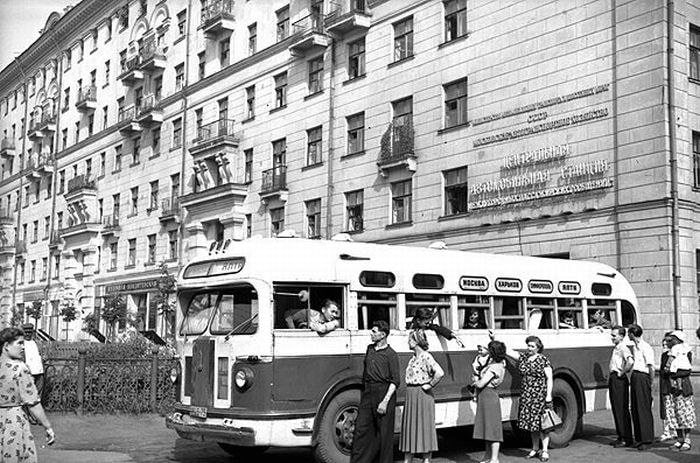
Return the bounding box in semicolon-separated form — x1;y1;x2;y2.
234;367;254;391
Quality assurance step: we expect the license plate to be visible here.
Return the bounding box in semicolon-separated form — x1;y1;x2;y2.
190;406;207;419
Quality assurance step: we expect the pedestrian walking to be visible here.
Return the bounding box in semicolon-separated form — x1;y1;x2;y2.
400;329;445;463
665;330;695;451
627;324;654;450
608;325;634;448
21;323;44;398
490;331;553;462
658;333;677;442
471;340;507;463
350;320;400;463
0;327;55;462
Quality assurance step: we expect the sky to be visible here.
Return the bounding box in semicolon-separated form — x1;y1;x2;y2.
0;0;77;71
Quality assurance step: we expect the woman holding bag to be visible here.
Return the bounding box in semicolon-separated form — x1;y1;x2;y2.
490;331;554;462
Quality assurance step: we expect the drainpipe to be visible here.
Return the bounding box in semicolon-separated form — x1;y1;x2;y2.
666;0;682;329
325;38;336;238
610;1;622;275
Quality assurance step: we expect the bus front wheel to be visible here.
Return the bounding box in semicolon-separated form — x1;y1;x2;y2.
217;443;268;459
314;389;360;463
548;379;579;448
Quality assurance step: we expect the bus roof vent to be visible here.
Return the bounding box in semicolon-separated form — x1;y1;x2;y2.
331;233;353;242
209;240;228;254
277;229;298;238
428;241;447;250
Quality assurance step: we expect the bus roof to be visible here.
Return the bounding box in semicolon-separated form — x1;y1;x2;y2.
179;237;637;304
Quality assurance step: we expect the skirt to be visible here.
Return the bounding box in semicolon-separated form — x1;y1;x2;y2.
473;387;503;442
399;385;438;453
665;394;696;429
0;406;38;463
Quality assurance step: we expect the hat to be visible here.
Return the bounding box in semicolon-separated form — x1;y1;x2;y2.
22;323;35;331
670;330;687;343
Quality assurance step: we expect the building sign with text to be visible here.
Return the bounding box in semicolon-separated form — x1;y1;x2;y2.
104;279;159;294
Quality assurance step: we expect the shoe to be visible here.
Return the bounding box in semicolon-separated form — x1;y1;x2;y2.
670;441;682;450
637;443;651;451
539;451;549;462
525;450;541;459
679;442;691;452
612;441;628;448
659;433;676;442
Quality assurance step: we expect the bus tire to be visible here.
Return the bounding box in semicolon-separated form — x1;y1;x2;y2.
217;443;268;459
548;379;578;448
313;389;360;463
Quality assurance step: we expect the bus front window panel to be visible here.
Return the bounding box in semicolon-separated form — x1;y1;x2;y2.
586;299;616;329
621;300;636;326
180;292;220;335
458;295;490;329
210;284;259;335
357;292;398;330
493;296;523;329
405;294;451;330
556;298;583;329
527;297;555;329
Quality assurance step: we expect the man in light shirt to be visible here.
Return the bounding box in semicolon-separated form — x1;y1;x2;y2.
627;324;655;451
608;325;634;448
308;299;341;334
22;323;45;396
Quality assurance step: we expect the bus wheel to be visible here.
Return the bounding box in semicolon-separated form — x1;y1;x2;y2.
217;443;268;459
314;389;360;463
548;379;578;448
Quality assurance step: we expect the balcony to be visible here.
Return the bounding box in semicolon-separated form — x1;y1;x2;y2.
179;181;247;211
189;119;239;158
325;0;371;35
75;86;98;113
59;222;102;240
200;0;235;38
64;174;97;202
118;55;144;86
135;94;163;127
101;215;120;237
117;106;143;134
288;13;331;56
377;120;416;177
159;197;180;223
0;138;15;157
0;207;13;226
138;36;167;72
27;112;57;141
260;165;288;203
26;153;54;181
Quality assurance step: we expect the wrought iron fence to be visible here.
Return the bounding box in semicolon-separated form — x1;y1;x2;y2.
193;118;237;144
43;353;178;414
118;105;136;123
201;0;235;25
292;12;326;36
137;94;161;116
379;120;415;164
261;165;287;193
66;174;96;193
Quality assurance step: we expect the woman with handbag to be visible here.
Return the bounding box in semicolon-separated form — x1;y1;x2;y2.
471;340;507;463
490;331;554;462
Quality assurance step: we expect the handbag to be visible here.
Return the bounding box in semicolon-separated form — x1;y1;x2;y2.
540;407;563;432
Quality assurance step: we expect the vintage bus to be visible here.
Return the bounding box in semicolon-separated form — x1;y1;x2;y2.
165;236;638;463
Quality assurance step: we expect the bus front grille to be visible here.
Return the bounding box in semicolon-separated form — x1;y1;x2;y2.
191;337;215;407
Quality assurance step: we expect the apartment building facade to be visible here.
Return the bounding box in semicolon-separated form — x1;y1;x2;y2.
0;0;699;348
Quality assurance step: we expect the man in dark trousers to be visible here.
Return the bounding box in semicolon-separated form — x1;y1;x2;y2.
608;325;634;447
627;324;655;450
350;320;400;463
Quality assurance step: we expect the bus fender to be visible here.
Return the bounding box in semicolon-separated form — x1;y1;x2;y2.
551;367;585;418
311;375;363;446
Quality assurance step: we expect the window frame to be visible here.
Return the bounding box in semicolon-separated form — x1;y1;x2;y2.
393;16;414;62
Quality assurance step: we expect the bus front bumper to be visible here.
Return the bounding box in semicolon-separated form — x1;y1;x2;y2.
166;412;256;446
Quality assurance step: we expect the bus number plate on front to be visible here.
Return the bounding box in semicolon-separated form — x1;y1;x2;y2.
190;406;207;419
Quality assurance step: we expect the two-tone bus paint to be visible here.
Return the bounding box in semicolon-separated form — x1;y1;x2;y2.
165;237;638;463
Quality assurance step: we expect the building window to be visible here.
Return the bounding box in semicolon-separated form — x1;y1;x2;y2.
109;242;118;270
113;193;120;219
444;166;468;215
219;38;230;66
195;108;203;133
74;121;80;144
345;190;364;232
154;76;163;100
63;87;70;108
347;112;365;155
133;137;141;164
98;199;103;221
147;234;156;264
88;114;94;136
177;9;187;36
175;63;185;90
100;152;106;176
130;186;139;215
305;199;321;238
128;238;136;266
246;85;255;119
32;221;38;243
307;126;322;165
276;6;289;41
102;105;109;129
393;17;414;62
115;145;122;171
308;56;323;94
41;258;48;281
19;262;25;284
274;72;287;108
85;159;92;179
348;38;365;79
30;260;36;283
391;179;412;224
149;180;159;211
248;23;257;55
173;118;182;148
691;25;700;81
168;230;178;260
245;214;252;238
59;170;65;193
65;49;72;70
198;52;206;79
152;128;161;153
244;148;253;183
57;212;63;230
444;78;468;127
270;207;285;236
694;131;700;188
273;138;286;166
44;216;50;239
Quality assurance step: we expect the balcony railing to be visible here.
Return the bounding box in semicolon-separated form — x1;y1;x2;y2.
379;120;415;164
193;119;236;144
0;137;15;157
66;174;96;194
325;0;371;34
49;231;63;249
121;55;141;74
289;12;331;55
201;0;235;27
101;215;120;235
293;12;325;36
138;36;167;70
28;110;57;137
0;207;13;224
118;105;136;123
159;197;180;222
261;165;287;194
136;94;163;120
76;86;97;111
118;105;143;134
118;55;144;85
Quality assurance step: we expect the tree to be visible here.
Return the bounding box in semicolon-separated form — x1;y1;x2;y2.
59;300;78;341
155;262;177;340
11;306;25;327
101;294;127;342
25;300;43;326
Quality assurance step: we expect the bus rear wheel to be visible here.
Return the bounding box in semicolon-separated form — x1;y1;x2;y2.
313;389;360;463
217;443;268;459
548;379;579;448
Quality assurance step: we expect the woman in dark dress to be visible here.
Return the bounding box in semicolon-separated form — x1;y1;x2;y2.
471;340;507;463
490;332;553;462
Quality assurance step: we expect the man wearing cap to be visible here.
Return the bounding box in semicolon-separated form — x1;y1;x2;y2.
22;323;45;397
627;324;655;450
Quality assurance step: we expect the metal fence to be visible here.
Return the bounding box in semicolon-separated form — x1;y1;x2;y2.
43;352;179;414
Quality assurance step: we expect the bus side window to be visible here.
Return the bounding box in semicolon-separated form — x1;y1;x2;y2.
557;298;583;329
493;296;523;329
587;299;617;329
357;292;397;330
527;298;554;329
273;285;309;329
405;294;451;330
621;300;636;326
458;295;490;329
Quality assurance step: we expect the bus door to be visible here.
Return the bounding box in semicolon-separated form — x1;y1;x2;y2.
271;284;351;403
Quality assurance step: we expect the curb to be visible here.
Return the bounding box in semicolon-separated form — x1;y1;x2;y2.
36;448;135;463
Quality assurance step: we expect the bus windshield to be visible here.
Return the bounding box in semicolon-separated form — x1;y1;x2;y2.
180;284;259;335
